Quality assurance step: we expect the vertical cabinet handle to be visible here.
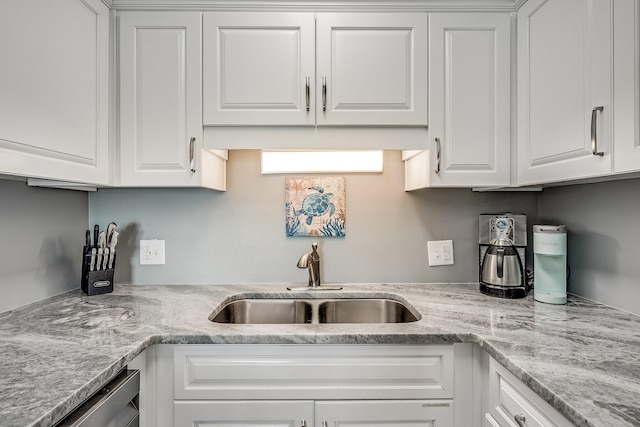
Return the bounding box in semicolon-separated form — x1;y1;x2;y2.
322;422;328;427
514;414;526;426
305;76;310;112
435;137;442;174
591;106;604;156
189;137;196;173
322;76;327;112
301;421;307;427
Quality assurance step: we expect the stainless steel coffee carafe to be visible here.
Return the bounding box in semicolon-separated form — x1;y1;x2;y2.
480;237;526;298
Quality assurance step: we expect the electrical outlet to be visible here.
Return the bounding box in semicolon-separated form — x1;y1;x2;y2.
140;240;165;265
427;240;454;266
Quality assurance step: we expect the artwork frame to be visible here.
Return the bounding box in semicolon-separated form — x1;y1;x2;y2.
285;176;346;237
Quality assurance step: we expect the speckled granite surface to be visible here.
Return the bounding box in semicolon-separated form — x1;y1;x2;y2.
0;283;639;427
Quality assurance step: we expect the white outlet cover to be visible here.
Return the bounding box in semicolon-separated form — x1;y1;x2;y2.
140;239;165;265
427;240;454;266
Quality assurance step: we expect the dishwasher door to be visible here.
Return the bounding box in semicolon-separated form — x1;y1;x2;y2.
56;369;139;427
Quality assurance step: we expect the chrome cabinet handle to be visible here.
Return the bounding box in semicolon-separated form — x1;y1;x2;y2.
301;421;307;427
591;106;604;156
435;137;441;174
514;414;526;426
322;422;328;427
305;76;310;112
189;137;196;173
322;76;327;112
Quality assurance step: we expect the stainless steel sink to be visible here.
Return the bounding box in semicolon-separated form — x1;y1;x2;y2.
210;299;313;324
210;298;420;324
318;299;418;323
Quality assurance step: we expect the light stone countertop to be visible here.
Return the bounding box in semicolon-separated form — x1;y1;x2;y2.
0;283;638;427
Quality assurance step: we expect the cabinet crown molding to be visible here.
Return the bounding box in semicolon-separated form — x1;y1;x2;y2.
111;0;519;12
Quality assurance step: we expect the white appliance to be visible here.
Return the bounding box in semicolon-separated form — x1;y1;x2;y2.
533;225;568;304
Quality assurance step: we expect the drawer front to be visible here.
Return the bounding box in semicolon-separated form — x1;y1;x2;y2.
489;358;573;427
174;345;453;400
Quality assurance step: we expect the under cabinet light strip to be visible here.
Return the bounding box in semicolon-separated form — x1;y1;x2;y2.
261;150;384;174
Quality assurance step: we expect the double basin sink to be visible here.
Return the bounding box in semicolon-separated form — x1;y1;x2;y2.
210;298;420;324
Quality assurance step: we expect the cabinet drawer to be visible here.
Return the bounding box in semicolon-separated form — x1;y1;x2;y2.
489;358;573;427
174;345;453;400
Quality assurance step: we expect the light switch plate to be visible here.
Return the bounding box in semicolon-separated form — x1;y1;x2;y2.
428;240;454;266
140;239;165;265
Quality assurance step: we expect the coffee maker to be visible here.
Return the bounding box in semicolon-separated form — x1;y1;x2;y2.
479;213;528;298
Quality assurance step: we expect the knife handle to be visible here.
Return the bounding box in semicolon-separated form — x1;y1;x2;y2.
93;225;99;247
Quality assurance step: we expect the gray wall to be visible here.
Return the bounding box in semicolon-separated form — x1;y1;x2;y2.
538;178;640;315
0;179;87;312
89;150;539;286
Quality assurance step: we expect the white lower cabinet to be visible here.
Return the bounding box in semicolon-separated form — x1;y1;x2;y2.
486;357;572;427
162;344;459;427
174;399;452;426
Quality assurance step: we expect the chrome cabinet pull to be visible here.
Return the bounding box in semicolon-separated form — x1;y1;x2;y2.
305;76;310;112
301;421;307;427
591;106;604;156
189;137;196;173
514;414;526;426
322;76;327;112
322;422;328;427
435;137;442;174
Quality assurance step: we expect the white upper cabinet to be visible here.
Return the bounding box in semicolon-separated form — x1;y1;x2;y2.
0;0;109;185
203;12;427;127
517;0;613;186
203;13;316;126
316;13;428;126
613;0;640;173
119;12;226;189
404;13;511;189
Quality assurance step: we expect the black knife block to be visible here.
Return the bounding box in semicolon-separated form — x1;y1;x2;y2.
81;248;116;296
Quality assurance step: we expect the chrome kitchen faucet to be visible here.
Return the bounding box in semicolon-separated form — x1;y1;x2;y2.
297;242;321;287
289;243;342;291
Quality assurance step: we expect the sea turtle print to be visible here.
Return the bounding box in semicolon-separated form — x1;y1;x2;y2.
296;186;335;225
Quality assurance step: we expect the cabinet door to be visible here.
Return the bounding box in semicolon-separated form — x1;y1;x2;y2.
316;400;453;427
517;0;613;185
316;13;427;126
119;12;223;188
0;0;109;185
203;12;315;126
427;13;511;187
174;400;314;427
613;0;640;173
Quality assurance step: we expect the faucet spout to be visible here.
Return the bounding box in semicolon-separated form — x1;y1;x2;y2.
297;242;321;287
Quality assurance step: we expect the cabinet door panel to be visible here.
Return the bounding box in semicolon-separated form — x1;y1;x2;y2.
119;12;204;186
316;13;427;125
203;13;315;126
428;13;511;187
613;0;640;172
0;0;109;184
517;0;612;185
174;400;313;427
315;400;453;426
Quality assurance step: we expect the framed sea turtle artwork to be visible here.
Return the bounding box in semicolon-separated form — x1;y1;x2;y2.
285;176;346;237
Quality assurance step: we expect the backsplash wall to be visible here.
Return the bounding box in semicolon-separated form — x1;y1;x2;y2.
89;150;539;286
538;178;640;315
0;179;87;312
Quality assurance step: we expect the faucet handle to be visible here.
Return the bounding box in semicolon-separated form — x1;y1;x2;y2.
311;242;318;252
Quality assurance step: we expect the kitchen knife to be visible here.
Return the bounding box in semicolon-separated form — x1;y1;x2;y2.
96;232;106;270
90;248;97;271
102;248;109;270
93;225;100;247
106;222;117;244
85;229;91;255
108;231;119;269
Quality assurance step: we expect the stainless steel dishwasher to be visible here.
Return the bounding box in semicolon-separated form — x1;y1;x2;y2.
55;369;140;427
